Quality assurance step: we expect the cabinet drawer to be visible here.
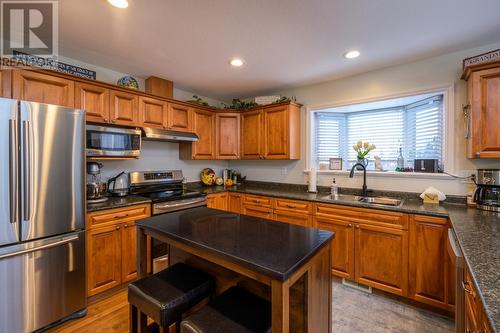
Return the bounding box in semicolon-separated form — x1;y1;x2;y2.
242;194;274;208
314;203;408;230
275;198;312;214
274;211;311;227
242;204;273;220
87;204;151;229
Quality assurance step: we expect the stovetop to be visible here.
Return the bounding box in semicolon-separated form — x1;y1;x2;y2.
137;189;205;203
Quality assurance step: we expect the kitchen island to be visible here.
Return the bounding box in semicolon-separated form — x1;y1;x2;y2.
136;206;335;333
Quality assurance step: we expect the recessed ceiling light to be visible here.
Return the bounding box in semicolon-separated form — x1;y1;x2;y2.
108;0;128;8
344;50;360;59
229;58;244;67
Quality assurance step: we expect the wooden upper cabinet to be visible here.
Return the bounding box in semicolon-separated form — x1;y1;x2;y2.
180;108;216;159
109;89;139;126
193;108;216;159
168;103;192;132
139;96;167;129
240;109;263;159
75;82;110;123
409;215;454;311
464;61;500;158
0;70;12;98
262;104;300;160
354;223;408;296
12;70;74;107
216;113;240;159
315;217;355;280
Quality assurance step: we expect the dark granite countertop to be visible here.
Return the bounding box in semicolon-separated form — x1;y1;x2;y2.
136;206;335;281
192;183;499;332
87;195;152;213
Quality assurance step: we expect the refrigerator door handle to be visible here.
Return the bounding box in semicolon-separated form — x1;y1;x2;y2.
0;235;79;260
9;119;18;224
22;120;31;221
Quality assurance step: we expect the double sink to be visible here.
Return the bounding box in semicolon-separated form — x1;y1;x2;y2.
320;194;403;207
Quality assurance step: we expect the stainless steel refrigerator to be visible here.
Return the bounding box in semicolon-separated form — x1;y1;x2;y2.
0;98;86;333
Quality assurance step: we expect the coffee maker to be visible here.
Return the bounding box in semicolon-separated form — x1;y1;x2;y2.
86;162;108;203
473;169;500;212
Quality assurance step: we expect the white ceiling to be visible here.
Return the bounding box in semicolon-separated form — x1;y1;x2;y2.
59;0;500;101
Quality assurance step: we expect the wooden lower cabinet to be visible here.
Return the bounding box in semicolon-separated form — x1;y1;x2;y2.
241;204;274;219
314;217;354;280
87;224;122;296
206;192;228;210
464;266;493;333
409;215;455;310
354;223;408;296
86;204;150;297
121;222;139;283
274;210;311;227
228;192;243;214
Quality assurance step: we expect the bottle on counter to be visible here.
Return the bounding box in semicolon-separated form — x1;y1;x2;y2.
396;147;404;171
331;178;339;196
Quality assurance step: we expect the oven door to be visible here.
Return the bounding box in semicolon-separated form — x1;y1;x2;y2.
152;196;207;215
86;125;141;157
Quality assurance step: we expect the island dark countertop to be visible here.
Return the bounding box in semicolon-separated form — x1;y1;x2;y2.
136;206;335;281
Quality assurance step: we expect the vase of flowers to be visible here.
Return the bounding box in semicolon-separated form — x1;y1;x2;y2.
353;141;376;170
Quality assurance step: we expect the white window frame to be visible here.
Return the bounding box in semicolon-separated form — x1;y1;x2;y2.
305;85;455;179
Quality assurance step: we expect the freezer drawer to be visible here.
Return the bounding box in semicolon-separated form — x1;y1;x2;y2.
0;231;86;333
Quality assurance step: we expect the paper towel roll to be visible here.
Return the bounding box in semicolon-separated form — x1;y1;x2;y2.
308;168;317;193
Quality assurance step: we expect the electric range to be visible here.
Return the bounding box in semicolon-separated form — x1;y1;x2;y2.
129;170;206;215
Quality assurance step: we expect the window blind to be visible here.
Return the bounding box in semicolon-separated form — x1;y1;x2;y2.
347;108;404;162
313;94;444;170
314;113;346;162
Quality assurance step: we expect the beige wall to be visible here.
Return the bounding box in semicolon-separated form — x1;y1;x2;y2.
230;42;500;195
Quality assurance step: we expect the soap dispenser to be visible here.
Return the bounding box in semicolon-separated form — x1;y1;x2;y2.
331;178;339;196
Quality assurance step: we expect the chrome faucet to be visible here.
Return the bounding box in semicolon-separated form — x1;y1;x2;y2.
349;162;368;197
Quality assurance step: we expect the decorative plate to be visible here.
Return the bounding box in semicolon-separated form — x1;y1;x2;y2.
200;168;216;186
117;75;139;90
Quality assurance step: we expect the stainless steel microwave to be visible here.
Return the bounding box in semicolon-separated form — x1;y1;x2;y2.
86;125;141;157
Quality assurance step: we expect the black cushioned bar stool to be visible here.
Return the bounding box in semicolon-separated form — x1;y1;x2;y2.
180;286;272;333
128;262;215;333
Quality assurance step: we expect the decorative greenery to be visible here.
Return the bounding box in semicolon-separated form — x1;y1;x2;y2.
275;96;297;103
187;95;218;109
223;99;259;110
187;95;299;110
352;141;376;159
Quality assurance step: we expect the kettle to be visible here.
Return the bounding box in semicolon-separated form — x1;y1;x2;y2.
107;171;129;197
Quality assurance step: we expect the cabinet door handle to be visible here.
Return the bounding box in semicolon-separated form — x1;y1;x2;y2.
115;225;120;230
462;281;475;298
113;213;129;219
347;224;353;228
124;223;129;228
355;225;360;229
286;204;296;208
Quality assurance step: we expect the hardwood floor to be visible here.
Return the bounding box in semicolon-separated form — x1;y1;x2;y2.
48;291;129;333
50;281;454;333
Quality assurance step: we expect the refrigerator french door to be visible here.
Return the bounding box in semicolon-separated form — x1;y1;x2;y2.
0;98;86;333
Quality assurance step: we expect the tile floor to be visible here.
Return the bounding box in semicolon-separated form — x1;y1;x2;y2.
332;281;455;333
